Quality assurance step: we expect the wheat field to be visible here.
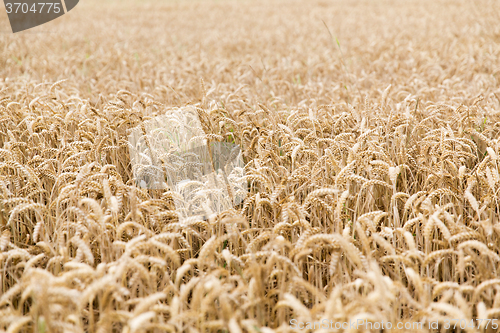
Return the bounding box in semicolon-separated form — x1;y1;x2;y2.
1;0;500;332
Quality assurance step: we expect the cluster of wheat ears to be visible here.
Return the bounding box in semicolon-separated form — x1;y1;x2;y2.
1;0;500;332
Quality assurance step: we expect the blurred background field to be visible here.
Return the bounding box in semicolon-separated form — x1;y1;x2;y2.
1;0;499;106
